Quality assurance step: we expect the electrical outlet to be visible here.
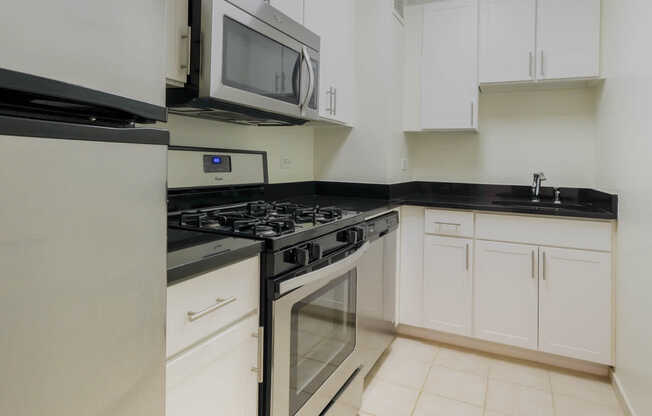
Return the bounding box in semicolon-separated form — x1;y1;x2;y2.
280;157;292;170
401;158;408;172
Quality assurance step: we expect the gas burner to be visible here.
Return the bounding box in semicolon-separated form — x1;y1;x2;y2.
180;211;208;227
172;200;358;241
272;201;302;215
246;201;270;217
292;205;344;225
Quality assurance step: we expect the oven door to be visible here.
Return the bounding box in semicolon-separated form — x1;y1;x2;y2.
271;243;368;416
201;0;319;120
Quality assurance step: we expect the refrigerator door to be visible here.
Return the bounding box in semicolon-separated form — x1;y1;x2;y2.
0;118;168;416
0;1;166;112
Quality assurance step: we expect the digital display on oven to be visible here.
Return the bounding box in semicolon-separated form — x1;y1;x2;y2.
203;155;232;173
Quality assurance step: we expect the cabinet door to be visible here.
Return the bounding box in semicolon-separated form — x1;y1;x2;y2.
304;0;355;125
166;314;259;416
479;0;536;84
166;0;190;86
474;241;539;350
423;235;473;336
539;248;612;364
421;0;478;130
536;0;600;80
269;0;304;23
399;207;425;327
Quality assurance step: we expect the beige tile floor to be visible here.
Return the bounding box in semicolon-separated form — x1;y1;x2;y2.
360;337;625;416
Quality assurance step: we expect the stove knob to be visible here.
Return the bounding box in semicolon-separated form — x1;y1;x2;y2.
294;247;310;266
309;243;323;260
339;227;365;244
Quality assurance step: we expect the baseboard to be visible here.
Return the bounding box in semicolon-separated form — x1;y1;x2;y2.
397;324;610;377
611;370;637;416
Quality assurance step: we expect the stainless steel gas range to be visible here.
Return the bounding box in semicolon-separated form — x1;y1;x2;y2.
167;146;370;416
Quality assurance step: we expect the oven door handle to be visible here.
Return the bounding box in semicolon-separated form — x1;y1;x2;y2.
279;242;369;296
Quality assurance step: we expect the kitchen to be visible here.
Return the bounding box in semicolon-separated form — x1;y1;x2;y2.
0;0;649;416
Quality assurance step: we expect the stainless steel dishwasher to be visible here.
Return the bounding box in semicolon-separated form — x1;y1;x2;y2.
357;211;399;378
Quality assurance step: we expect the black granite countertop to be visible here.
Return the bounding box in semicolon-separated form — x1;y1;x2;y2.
167;228;263;286
265;181;618;220
166;181;616;284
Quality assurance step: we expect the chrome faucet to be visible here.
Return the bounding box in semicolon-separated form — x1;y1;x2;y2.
531;172;546;202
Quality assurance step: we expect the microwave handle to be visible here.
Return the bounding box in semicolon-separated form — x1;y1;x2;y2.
300;46;315;116
279;242;369;296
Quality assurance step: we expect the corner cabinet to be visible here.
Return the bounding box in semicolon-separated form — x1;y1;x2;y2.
479;0;600;85
303;0;355;126
404;0;479;132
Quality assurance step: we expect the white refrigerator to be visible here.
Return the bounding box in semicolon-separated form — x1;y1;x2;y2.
0;2;169;413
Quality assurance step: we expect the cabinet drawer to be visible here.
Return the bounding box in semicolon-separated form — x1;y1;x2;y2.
166;314;259;416
167;255;260;357
476;214;612;251
425;209;474;237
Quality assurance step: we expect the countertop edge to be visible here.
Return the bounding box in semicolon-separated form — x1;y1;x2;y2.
397;199;617;220
167;241;264;287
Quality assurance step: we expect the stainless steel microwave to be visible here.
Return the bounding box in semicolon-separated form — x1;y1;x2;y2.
168;0;320;126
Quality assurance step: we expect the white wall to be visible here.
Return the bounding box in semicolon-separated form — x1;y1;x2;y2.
596;1;652;414
314;0;410;184
407;87;598;188
165;114;314;183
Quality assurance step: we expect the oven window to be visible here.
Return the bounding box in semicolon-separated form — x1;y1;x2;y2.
289;272;357;416
222;16;301;104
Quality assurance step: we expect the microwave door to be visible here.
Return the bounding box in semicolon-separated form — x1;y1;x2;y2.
203;0;307;119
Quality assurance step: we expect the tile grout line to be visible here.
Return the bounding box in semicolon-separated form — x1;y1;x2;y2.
549;371;558;416
410;342;440;415
482;372;490;415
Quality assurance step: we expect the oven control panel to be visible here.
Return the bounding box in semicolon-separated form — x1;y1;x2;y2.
203;154;232;173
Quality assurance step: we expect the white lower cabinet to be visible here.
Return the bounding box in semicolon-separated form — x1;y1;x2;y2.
423;235;473;336
166;314;259;416
474;241;539;350
539;247;612;364
400;208;614;365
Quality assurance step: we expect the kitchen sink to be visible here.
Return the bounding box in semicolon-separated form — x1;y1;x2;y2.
491;200;603;212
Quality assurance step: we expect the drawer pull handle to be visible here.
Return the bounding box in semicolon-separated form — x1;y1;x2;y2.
187;296;237;322
531;250;536;279
435;222;461;233
250;327;264;383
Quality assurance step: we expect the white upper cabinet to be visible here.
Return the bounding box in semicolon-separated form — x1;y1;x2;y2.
166;0;191;87
479;0;536;84
304;0;355;125
479;0;601;84
536;0;601;80
474;241;539;350
539;247;612;365
423;235;473;336
268;0;304;23
419;0;479;131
